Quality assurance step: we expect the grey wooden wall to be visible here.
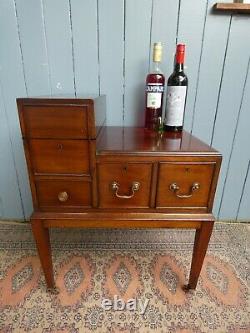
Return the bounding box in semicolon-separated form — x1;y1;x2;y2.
0;0;249;221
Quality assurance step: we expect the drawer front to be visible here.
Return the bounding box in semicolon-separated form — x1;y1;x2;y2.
156;163;215;210
36;179;91;209
98;163;152;208
21;105;88;138
29;139;89;175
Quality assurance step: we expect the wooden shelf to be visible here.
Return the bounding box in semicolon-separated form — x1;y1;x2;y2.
214;3;250;13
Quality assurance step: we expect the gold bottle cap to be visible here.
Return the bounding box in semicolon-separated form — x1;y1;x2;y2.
153;42;163;62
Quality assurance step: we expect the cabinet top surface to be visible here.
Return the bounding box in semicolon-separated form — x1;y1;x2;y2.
17;95;103;104
97;127;220;156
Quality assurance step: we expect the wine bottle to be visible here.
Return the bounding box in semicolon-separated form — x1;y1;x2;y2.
164;44;188;132
145;42;165;131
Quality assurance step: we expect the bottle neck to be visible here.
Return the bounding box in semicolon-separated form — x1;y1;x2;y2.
174;62;184;72
174;48;185;72
152;61;162;73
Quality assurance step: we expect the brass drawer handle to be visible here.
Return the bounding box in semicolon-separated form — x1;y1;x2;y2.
169;182;200;198
111;181;140;199
58;191;69;202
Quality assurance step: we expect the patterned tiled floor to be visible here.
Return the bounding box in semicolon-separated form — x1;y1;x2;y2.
0;222;249;333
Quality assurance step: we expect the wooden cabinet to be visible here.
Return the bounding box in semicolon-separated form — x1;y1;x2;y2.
17;98;222;292
28;139;90;175
17;97;105;139
35;178;92;210
96;128;221;215
18;104;89;138
156;162;215;211
18;96;106;211
98;162;153;208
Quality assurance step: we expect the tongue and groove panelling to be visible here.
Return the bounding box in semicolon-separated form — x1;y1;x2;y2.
0;0;249;221
0;0;32;220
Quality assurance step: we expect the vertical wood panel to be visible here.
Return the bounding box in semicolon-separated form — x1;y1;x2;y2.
0;0;32;220
124;0;152;126
177;0;208;132
0;1;250;221
14;0;51;96
237;161;250;221
43;0;75;94
211;15;250;217
0;86;23;219
70;0;99;95
0;199;3;219
192;0;231;144
98;0;124;125
150;0;179;78
218;58;250;219
150;0;179;118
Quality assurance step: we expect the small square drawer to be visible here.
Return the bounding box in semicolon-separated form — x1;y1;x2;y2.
98;162;153;208
35;179;91;209
156;162;215;211
28;139;89;175
20;105;88;138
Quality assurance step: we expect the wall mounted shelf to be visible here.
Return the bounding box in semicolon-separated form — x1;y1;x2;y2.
214;3;250;13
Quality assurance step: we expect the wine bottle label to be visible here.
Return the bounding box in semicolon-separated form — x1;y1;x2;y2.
146;84;164;108
164;86;187;126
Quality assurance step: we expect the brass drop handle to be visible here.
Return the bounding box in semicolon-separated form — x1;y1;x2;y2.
111;181;140;199
58;191;69;202
169;182;200;198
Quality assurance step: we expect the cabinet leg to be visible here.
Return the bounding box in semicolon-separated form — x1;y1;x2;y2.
31;219;56;291
186;221;214;290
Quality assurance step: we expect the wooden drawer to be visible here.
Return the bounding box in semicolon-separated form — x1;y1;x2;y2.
28;139;89;175
156;162;215;211
19;104;88;139
98;162;153;208
35;179;91;209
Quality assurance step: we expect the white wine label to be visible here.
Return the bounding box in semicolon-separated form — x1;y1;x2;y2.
146;84;164;108
146;84;164;93
147;92;161;108
164;86;187;126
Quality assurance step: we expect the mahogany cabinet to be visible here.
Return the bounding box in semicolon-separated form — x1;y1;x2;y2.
17;96;105;211
17;97;221;292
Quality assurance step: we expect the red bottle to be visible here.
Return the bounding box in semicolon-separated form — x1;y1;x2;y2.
145;42;165;131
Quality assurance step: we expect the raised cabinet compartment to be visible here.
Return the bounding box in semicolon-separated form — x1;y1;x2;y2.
17;96;107;211
19;104;89;138
17;96;106;139
156;162;215;211
28;139;90;175
36;179;92;210
98;162;153;208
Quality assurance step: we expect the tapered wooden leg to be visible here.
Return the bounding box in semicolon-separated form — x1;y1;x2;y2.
31;219;56;291
186;221;214;290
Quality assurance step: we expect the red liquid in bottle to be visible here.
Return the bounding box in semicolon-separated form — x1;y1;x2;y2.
164;44;188;132
145;72;165;130
145;42;165;131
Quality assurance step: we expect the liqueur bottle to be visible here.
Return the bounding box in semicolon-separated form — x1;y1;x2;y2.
145;42;165;131
164;44;188;132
